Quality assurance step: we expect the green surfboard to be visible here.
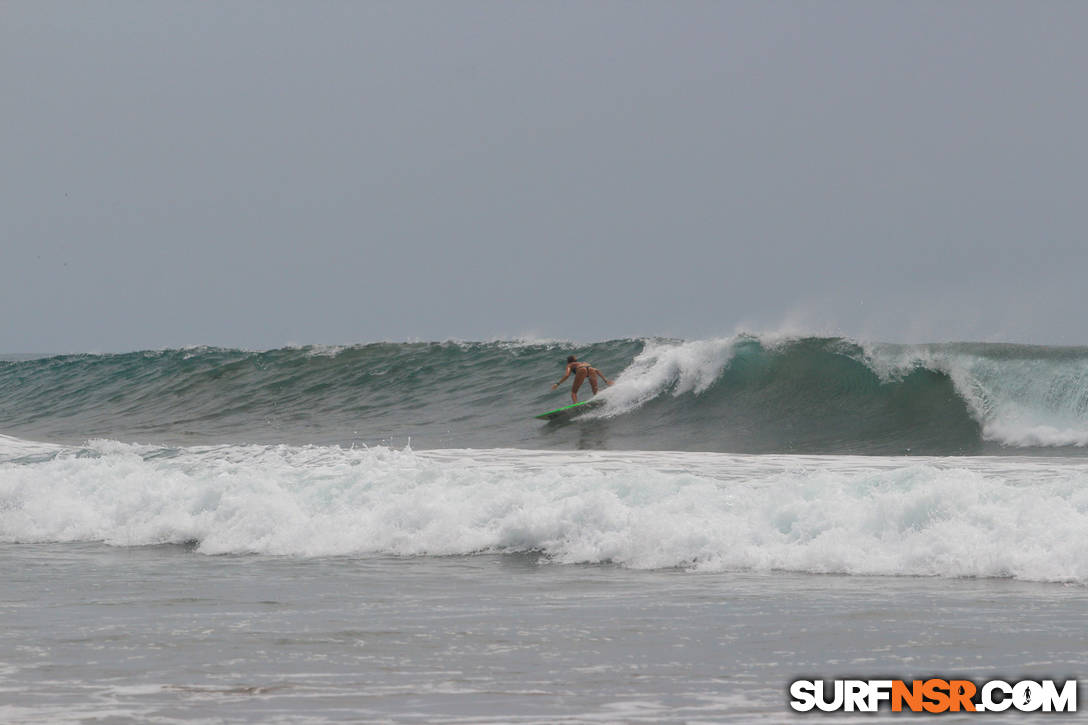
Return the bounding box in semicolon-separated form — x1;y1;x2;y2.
534;398;602;420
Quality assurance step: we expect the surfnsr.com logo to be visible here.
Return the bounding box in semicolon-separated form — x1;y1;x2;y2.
789;679;1077;713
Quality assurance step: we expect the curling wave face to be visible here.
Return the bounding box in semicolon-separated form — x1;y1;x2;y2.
2;437;1086;582
2;335;1088;454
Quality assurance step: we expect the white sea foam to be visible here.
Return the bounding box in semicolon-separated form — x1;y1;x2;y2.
491;335;576;349
862;343;1088;447
586;334;1088;448
590;337;740;416
2;437;1086;583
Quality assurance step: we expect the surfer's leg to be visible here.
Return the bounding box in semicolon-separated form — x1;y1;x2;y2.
571;368;588;402
588;370;600;395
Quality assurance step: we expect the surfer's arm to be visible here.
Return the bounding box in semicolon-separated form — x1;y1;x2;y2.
552;365;573;389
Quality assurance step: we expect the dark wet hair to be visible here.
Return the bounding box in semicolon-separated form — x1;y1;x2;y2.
566;355;577;364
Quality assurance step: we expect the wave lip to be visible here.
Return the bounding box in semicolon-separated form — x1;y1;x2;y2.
861;341;1088;448
4;336;1088;454
2;440;1086;584
588;337;741;416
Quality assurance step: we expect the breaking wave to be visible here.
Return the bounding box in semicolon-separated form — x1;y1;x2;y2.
2;336;1088;454
1;437;1086;582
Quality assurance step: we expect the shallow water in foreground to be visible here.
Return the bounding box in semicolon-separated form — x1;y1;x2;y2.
2;441;1086;720
2;543;1085;723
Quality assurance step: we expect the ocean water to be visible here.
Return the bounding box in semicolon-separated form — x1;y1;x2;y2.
2;336;1086;722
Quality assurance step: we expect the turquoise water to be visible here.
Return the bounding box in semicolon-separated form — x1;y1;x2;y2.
4;335;1088;454
3;335;1087;721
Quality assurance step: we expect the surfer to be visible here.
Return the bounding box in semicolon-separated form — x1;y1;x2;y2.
552;356;612;403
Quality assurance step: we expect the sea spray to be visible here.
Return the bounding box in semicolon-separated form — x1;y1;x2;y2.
3;336;1088;453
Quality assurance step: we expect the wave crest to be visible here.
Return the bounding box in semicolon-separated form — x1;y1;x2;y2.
3;336;1088;453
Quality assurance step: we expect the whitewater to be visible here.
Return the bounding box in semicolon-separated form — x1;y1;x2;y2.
5;334;1088;453
2;334;1086;723
3;437;1087;583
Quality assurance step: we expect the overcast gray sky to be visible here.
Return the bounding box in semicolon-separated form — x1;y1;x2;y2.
3;1;1086;351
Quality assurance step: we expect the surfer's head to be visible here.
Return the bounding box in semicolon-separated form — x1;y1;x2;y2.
566;355;577;364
